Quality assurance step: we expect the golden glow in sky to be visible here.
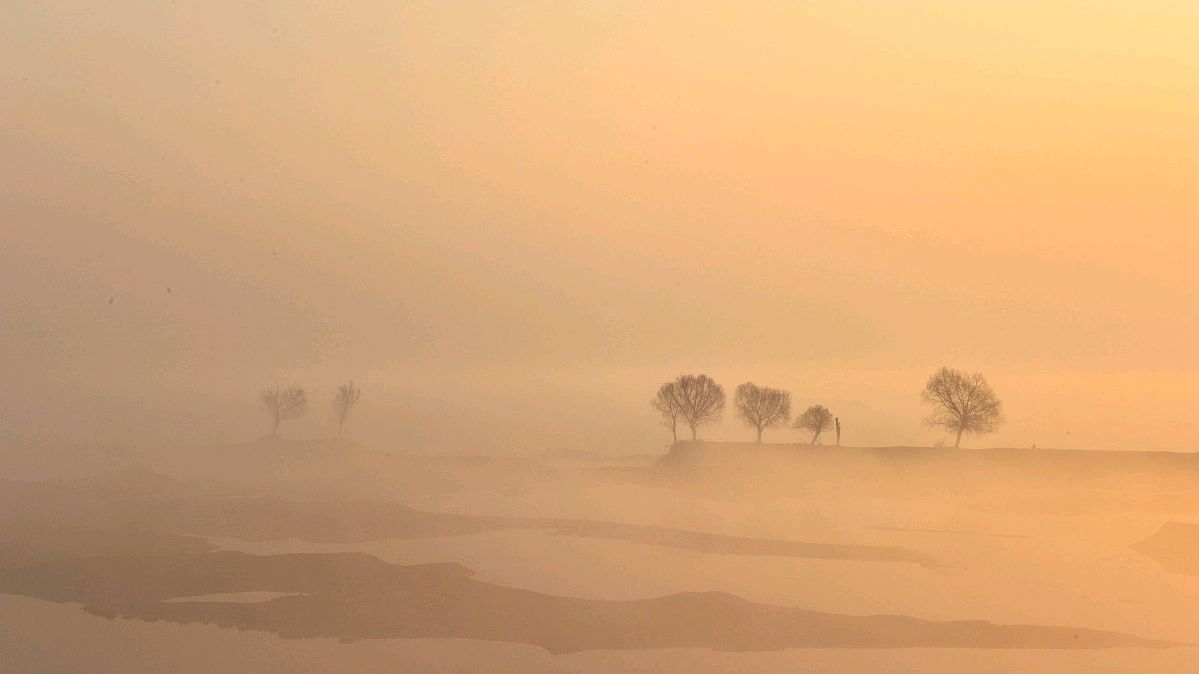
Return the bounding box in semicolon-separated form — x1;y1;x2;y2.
3;1;1197;451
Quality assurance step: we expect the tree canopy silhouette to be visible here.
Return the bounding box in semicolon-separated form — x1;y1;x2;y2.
673;374;726;440
921;366;1004;448
651;381;684;444
333;381;362;439
734;382;791;442
259;386;307;436
795;405;834;444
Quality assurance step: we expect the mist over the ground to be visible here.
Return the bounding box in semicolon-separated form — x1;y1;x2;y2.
4;4;1199;672
5;438;1199;673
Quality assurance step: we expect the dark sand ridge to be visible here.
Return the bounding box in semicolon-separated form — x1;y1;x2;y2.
0;457;1190;653
0;549;1175;653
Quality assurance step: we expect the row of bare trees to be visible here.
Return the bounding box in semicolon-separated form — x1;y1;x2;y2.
651;374;726;443
259;381;362;438
652;367;1004;448
733;382;838;444
651;375;840;444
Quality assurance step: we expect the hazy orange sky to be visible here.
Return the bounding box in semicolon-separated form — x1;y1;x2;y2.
3;1;1197;452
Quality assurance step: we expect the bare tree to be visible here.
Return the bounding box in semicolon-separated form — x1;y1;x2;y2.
734;382;791;442
921;366;1004;448
651;381;684;444
333;381;362;439
259;386;307;436
674;374;726;440
795;405;834;445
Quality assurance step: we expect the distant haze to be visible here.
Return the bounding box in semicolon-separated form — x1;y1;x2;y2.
3;1;1197;453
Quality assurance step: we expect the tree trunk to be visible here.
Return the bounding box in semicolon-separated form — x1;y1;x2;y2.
955;427;964;448
811;429;820;445
670;424;677;444
272;417;280;436
756;427;762;443
337;419;344;439
689;423;697;441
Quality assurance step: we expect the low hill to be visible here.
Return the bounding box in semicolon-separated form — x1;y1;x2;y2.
656;442;1199;499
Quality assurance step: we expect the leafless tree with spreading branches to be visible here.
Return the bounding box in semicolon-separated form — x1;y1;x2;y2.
734;382;791;442
921;366;1004;448
333;381;362;439
795;405;835;445
259;385;307;436
674;374;726;440
651;381;684;444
